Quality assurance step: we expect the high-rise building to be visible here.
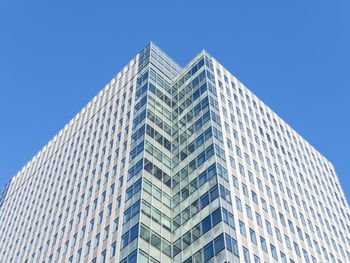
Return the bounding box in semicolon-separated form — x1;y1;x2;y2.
0;42;349;263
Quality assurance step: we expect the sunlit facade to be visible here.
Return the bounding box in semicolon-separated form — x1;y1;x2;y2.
0;42;349;263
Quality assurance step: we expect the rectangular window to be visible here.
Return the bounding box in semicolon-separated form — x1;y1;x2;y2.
239;221;246;236
250;228;257;245
270;244;278;260
243;246;250;263
260;236;267;252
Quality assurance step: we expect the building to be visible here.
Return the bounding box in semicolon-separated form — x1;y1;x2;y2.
0;42;349;263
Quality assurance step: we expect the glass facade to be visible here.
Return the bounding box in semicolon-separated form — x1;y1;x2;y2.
0;42;349;263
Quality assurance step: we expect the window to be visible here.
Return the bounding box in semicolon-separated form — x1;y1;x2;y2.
202;215;212;234
252;191;258;204
243;246;250;263
140;224;150;242
294;242;301;257
303;250;310;263
260;236;267;252
246;205;253;219
121;224;139;249
242;184;249;196
211;208;222;226
239;221;246;236
98;212;103;224
275;227;282;242
162;239;172;257
297;227;303;241
111;242;116;257
94;234;100;248
117;196;121;208
253;255;260;263
107;204;112;216
101;250;106;263
151;233;161;250
89;219;94;232
232;176;239;189
285;235;291;249
288;220;295;233
214;234;225;254
85;241;91;256
266;220;272;235
250;228;257;245
104;226;109;240
113;218;119;232
256;213;262;226
227;139;233;149
270;244;278;260
138;251;149;263
236;146;242;157
236;197;242;211
280;252;287;263
182;232;191;249
203;242;214;262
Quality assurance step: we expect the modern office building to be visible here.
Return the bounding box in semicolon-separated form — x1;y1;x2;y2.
0;42;349;263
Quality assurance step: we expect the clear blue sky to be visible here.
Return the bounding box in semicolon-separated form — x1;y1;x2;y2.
0;1;349;201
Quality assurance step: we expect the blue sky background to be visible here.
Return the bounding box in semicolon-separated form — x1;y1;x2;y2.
0;1;349;201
